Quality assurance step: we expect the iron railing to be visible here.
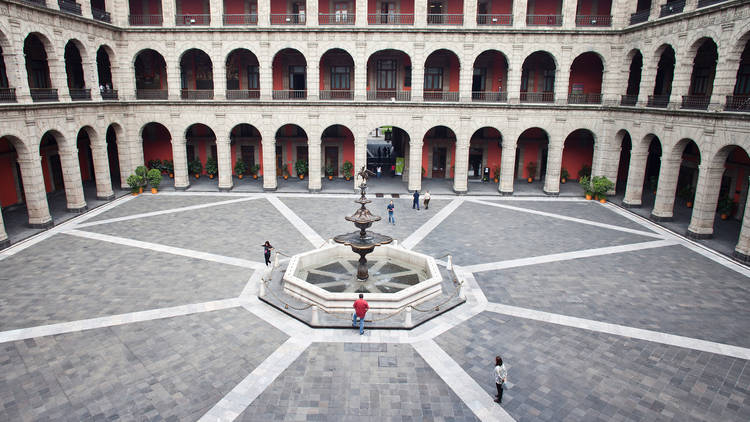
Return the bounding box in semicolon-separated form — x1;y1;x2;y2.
423;91;459;102
426;14;463;25
367;13;414;25
367;90;411;101
176;14;210;25
568;93;602;104
58;0;81;15
698;0;727;7
476;14;512;25
629;10;649;25
526;15;562;26
30;88;58;102
0;88;17;103
472;91;507;102
136;89;168;99
520;91;554;103
646;95;670;108
575;15;611;27
92;8;111;22
129;14;163;25
223;14;258;25
226;89;260;99
272;90;306;99
725;95;750;111
681;95;710;110
100;89;118;100
270;14;306;24
660;0;685;17
319;13;354;25
320;90;353;100
620;95;638;106
69;88;91;100
181;89;214;100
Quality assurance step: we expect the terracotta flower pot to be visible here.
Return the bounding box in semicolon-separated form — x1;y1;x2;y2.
494;178;499;183
686;201;692;208
299;174;305;180
195;174;200;179
345;177;351;181
209;174;214;179
561;178;567;184
151;187;158;194
283;175;289;180
139;187;143;194
253;174;258;179
169;173;174;178
527;177;533;183
238;174;243;179
599;198;606;204
721;213;729;220
328;176;333;180
585;194;592;200
131;192;138;196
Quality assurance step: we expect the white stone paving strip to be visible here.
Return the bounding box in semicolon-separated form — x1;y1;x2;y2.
198;337;313;422
401;198;464;250
75;196;261;229
413;339;514;422
266;195;326;247
485;303;750;361
0;298;241;344
469;198;664;239
65;230;264;269
242;298;314;338
462;239;679;273
239;269;264;299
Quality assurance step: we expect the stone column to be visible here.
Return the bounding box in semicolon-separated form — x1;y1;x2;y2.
711;55;739;111
453;139;469;193
262;137;277;190
623;149;648;207
499;142;517;194
591;137;620;194
58;144;87;212
172;139;190;190
216;138;233;191
733;197;750;263
308;138;322;191
214;49;226;99
543;143;563;195
408;140;423;191
463;0;477;29
210;0;222;27
111;0;129;26
259;41;273;100
162;0;176;27
459;49;473;103
307;46;319;101
687;165;724;238
166;41;180;100
91;142;115;200
354;41;367;101
554;47;572;105
561;0;577;29
0;204;8;248
640;53;658;105
506;46;523;104
513;0;527;28
650;157;681;220
114;41;131;100
601;47;624;104
307;0;318;27
415;0;427;26
355;0;367;27
16;155;53;227
258;0;271;27
670;50;692;109
412;45;425;102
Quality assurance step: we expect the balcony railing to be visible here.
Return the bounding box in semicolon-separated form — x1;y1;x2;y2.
367;90;411;101
129;14;163;25
472;91;507;102
646;95;670;108
526;15;562;26
319;13;354;25
136;89;168;99
30;88;58;102
272;90;306;99
620;95;638;106
726;95;750;111
223;14;258;25
680;95;710;110
320;90;353;100
69;88;91;100
367;13;414;25
476;14;512;25
22;0;46;7
629;10;649;25
92;8;111;22
520;91;554;103
176;14;210;25
660;0;685;17
181;89;214;100
575;15;612;27
58;0;81;15
0;88;17;103
271;14;306;24
426;14;463;25
568;93;602;104
423;91;459;102
100;89;118;100
698;0;728;7
226;89;260;100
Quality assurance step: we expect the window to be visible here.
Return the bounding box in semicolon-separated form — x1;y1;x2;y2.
424;67;443;91
404;66;412;87
690;67;710;95
472;67;486;92
377;60;397;90
543;70;555;92
735;62;750;95
247;65;259;89
241;145;255;167
331;66;350;90
334;2;349;22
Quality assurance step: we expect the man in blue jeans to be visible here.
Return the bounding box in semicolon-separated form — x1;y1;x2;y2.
352;293;369;335
387;200;395;224
412;190;420;210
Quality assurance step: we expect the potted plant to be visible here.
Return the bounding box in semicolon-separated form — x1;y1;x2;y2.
526;161;537;183
342;160;353;181
234;158;247;179
147;168;162;194
163;160;174;178
579;175;592;200
189;158;202;179
560;168;569;184
294;159;308;180
325;164;335;180
578;164;591;180
717;196;734;220
135;165;148;193
147;159;162;173
250;164;261;179
493;165;501;183
282;163;290;180
678;185;695;208
591;176;614;203
127;174;141;196
205;157;218;179
422;167;426;177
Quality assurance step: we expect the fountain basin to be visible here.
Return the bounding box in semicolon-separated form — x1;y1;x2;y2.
283;244;442;314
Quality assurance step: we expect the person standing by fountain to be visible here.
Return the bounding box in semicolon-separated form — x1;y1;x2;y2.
262;241;274;266
352;293;369;335
387;200;395;224
412;190;420;210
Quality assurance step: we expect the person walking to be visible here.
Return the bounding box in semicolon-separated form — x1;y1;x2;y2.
412;190;420;210
494;356;508;404
387;200;395;224
262;241;274;266
376;166;382;178
352;293;369;335
423;191;431;210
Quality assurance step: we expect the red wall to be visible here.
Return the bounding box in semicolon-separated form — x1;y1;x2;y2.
576;0;612;15
142;124;173;165
531;0;562;14
400;0;414;14
179;0;208;14
490;0;512;14
568;53;603;94
131;0;161;15
270;0;290;14
561;135;594;179
40;150;53;193
449;53;460;92
0;139;18;207
445;0;463;14
224;0;246;14
421;139;456;178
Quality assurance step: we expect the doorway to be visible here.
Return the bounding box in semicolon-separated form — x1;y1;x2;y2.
50;154;64;191
469;147;483;178
325;146;338;176
432;146;447;178
276;145;283;176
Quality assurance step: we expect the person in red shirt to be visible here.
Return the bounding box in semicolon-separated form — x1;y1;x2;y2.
352;294;369;335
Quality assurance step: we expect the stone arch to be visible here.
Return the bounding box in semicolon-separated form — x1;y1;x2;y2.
319;48;355;99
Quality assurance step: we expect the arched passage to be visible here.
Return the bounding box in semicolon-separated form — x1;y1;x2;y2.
230;124;262;180
185;124;217;179
106;124;124;188
648;45;675;108
366;49;412;101
97;46;117;99
520;51;555;103
516;128;549;191
319;49;354;100
40;131;87;212
651;139;701;220
468;127;502;186
321;125;355;183
226;49;260;99
65;40;90;100
272;49;307;99
180;49;214;99
472;50;508;102
561;129;594;184
141;123;172;173
728;38;750;111
622;50;642;106
0;136;24;210
134;49;168;99
682;38;718;110
567;52;603;104
275;124;308;179
422;126;456;184
366;125;409;186
615;130;632;194
24;34;56;102
0;40;16;102
423;49;460;102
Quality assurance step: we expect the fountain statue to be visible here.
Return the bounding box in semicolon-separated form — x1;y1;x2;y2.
333;166;393;280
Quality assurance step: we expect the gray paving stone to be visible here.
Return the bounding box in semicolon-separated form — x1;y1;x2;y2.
0;234;250;330
435;312;750;422
88;194;232;222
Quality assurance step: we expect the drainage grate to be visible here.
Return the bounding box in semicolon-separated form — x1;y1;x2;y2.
391;193;400;198
375;193;384;197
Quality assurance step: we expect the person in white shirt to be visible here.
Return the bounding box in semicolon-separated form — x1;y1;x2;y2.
494;356;508;404
423;191;431;210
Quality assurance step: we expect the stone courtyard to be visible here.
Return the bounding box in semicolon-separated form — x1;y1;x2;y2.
1;192;749;421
